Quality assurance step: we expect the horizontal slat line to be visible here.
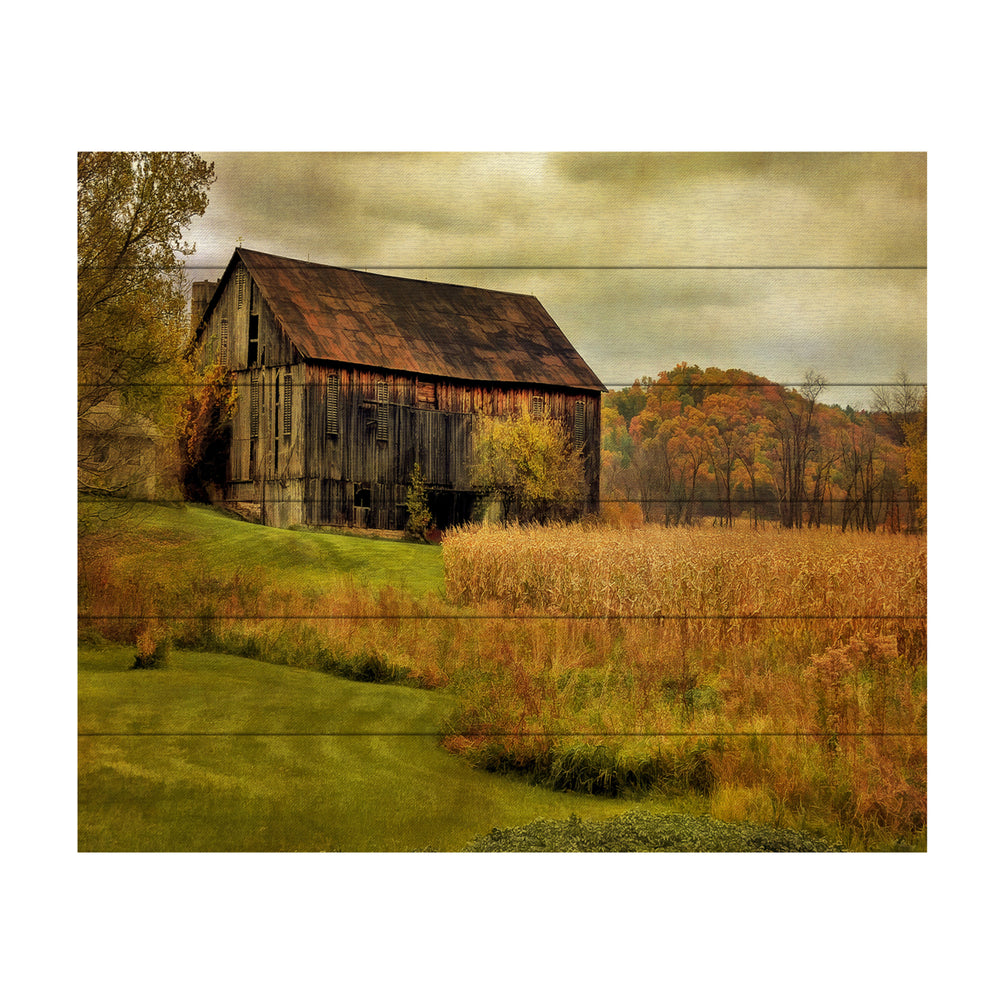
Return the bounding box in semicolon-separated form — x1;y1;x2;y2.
78;731;926;738
78;613;927;621
84;264;929;271
604;383;927;388
75;497;931;505
77;381;928;388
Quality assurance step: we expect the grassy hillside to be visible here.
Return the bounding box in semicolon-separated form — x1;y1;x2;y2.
77;507;750;851
79;644;660;851
87;504;446;600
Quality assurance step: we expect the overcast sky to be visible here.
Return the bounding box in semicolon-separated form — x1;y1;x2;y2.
183;152;926;409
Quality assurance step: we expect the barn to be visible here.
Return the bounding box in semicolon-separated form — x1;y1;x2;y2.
190;248;605;530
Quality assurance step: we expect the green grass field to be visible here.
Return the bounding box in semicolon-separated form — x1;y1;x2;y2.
95;503;447;600
79;643;657;851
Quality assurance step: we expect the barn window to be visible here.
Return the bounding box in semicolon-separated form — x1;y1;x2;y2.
218;319;229;368
531;396;544;418
416;381;436;408
326;372;340;436
574;400;586;447
376;381;389;441
248;314;259;366
282;372;293;437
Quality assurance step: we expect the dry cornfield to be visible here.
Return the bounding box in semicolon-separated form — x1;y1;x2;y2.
440;523;927;841
443;522;926;645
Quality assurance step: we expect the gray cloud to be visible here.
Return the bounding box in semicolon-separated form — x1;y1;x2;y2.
184;152;926;406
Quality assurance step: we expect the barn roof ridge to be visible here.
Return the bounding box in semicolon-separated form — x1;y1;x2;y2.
235;247;546;300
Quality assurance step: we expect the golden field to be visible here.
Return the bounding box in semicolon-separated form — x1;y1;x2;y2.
439;522;927;843
80;510;927;846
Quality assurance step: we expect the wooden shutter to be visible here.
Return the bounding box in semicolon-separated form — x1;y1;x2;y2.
327;373;340;435
531;396;544;418
574;400;586;447
376;382;389;441
250;373;260;437
283;373;293;436
219;319;229;368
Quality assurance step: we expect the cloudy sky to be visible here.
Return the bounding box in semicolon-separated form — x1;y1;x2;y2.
183;152;926;408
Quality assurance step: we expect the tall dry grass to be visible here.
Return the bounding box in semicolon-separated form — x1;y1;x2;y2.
444;522;925;625
439;522;927;842
78;534;462;689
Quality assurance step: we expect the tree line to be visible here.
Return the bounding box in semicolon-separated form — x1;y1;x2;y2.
601;363;926;531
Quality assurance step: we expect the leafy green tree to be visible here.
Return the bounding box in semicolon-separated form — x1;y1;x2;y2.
78;152;215;503
470;408;584;524
605;380;647;425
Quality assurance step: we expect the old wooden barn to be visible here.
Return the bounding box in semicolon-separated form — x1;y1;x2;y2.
190;248;605;530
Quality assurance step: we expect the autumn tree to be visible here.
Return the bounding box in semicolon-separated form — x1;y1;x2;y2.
78;152;215;507
601;406;641;521
904;391;927;530
702;392;747;526
605;379;647;425
872;372;923;446
765;371;826;528
733;407;774;528
177;360;237;502
834;415;897;531
630;432;671;523
470;408;584;524
601;404;634;471
668;407;712;524
872;374;926;531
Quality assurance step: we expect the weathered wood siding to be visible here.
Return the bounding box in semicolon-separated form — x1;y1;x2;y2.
199;263;300;372
200;267;601;529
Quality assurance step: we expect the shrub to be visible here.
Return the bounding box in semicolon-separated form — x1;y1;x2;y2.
131;627;172;669
464;810;843;852
316;649;413;686
550;742;661;796
469;408;584;524
404;461;434;541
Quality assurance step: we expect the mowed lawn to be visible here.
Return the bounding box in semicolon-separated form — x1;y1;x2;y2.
94;503;448;600
79;644;643;852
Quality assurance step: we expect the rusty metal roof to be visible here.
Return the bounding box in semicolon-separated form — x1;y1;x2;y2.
206;248;605;392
